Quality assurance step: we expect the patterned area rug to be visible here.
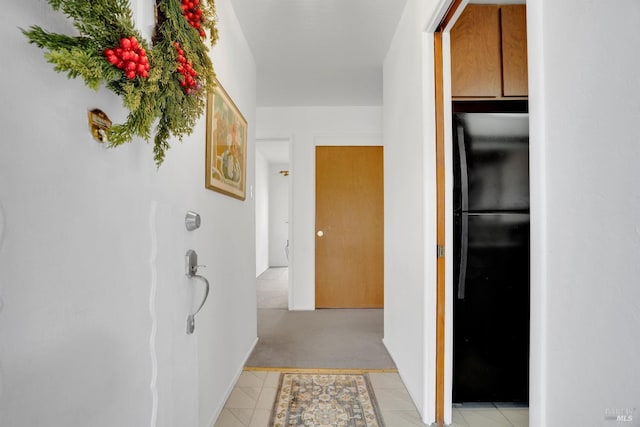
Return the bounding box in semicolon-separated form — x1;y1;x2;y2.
269;373;385;427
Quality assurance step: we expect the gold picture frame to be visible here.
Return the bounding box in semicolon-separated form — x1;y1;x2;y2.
205;79;248;200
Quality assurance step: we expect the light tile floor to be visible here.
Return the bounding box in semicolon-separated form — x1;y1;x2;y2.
213;370;529;427
452;404;529;427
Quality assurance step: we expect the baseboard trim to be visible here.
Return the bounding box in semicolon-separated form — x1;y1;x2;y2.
207;336;259;427
382;338;432;424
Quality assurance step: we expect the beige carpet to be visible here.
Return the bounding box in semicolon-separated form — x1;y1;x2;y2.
256;267;288;309
269;372;385;427
246;308;396;369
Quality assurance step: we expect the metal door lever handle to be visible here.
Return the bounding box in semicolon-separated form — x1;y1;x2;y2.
186;274;210;334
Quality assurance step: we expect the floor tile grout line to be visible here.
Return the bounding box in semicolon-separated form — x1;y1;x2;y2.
457;406;518;427
496;406;528;427
225;407;253;427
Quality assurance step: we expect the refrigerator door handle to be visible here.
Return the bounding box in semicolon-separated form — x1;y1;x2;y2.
456;122;469;211
457;212;469;300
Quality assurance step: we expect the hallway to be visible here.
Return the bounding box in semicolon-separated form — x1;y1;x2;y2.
249;268;394;369
255;267;288;309
237;269;529;426
2;1;638;427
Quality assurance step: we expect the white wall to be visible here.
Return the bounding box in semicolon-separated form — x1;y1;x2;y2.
268;163;289;267
382;0;446;422
257;107;382;310
255;150;269;276
527;1;640;425
0;1;257;427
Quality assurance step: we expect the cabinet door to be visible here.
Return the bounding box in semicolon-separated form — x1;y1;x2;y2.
501;5;528;97
451;5;501;98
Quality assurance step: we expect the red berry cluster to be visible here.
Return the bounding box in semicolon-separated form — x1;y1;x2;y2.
174;42;199;94
104;37;150;80
181;0;206;38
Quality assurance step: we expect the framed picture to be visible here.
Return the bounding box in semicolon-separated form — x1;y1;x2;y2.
205;79;248;200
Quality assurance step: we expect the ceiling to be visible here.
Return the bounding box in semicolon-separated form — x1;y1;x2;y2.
228;0;409;107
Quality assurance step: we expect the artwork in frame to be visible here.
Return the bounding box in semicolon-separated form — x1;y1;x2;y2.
205;79;248;200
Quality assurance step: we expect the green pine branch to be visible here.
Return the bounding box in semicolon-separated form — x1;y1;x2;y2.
22;0;218;167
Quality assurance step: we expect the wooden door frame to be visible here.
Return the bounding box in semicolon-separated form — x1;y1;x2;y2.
433;1;466;425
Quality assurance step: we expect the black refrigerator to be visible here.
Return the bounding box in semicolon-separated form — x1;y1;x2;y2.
452;112;530;403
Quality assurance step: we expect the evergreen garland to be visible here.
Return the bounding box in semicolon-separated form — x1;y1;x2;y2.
22;0;218;166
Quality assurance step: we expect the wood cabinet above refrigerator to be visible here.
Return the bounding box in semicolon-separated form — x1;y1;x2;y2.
451;4;528;99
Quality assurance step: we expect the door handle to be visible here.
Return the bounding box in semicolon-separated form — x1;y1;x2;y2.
457;213;469;300
185;250;211;334
317;230;324;237
186;274;210;334
456;121;469;211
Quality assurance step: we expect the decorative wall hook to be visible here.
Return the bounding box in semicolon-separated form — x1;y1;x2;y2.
88;109;112;143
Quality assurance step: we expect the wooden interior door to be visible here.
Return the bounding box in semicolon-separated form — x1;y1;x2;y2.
315;146;384;308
